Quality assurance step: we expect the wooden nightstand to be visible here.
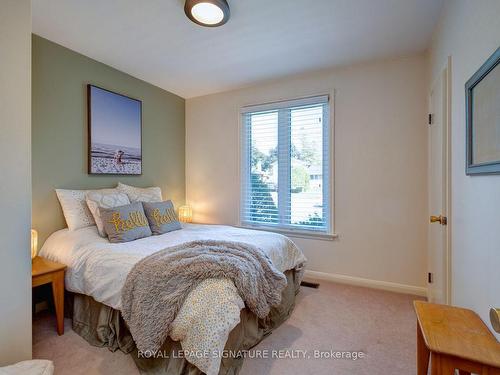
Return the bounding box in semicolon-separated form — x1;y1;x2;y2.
414;301;500;374
32;256;67;335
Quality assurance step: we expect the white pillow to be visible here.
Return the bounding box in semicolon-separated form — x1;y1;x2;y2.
55;189;95;231
86;189;130;237
117;182;162;203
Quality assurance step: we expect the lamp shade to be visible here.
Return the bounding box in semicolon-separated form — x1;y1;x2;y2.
31;229;38;259
178;205;193;223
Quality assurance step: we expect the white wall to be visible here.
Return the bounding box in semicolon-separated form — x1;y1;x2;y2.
428;0;500;339
186;55;428;292
0;0;32;364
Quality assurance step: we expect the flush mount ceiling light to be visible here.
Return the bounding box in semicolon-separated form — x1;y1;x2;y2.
184;0;230;27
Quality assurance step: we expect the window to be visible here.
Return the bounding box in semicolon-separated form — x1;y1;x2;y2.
241;95;331;235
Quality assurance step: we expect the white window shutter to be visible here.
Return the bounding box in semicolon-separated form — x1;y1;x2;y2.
241;95;331;234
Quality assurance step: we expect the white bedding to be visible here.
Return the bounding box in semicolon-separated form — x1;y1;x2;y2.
39;223;306;374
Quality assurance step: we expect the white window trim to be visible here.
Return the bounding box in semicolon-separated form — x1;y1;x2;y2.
237;91;336;240
236;223;339;241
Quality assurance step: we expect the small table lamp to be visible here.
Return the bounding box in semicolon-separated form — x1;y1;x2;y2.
178;205;193;223
31;229;38;259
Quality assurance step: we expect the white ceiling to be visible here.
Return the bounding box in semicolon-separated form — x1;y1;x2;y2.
32;0;443;98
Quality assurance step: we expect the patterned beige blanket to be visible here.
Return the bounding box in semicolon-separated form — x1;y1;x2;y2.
121;240;288;353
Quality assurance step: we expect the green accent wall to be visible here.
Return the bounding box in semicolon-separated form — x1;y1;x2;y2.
32;35;185;245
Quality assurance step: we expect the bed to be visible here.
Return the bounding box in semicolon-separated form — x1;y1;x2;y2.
39;223;306;375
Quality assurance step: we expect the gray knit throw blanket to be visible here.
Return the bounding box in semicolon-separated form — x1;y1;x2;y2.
121;240;288;352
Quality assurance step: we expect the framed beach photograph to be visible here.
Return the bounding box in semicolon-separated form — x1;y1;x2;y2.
88;84;142;175
465;47;500;175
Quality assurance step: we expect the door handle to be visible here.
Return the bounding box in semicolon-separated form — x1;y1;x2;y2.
491;308;500;333
430;215;447;225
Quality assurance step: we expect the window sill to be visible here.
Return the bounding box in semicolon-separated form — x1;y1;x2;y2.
238;224;338;241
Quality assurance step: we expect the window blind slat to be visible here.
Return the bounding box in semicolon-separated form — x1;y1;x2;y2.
241;95;329;114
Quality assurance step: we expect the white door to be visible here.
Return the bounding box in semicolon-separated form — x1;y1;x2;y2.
428;60;451;304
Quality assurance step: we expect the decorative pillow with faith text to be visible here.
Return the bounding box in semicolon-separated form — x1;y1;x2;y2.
143;200;182;235
99;202;152;243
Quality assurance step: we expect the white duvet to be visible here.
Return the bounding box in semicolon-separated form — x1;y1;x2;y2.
39;223;306;375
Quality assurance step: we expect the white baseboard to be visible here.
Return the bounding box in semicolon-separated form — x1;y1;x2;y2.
304;270;427;297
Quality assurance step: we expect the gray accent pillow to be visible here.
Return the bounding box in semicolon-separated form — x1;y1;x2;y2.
143;200;182;235
99;202;152;243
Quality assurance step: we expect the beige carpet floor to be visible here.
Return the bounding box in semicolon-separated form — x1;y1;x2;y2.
33;279;424;375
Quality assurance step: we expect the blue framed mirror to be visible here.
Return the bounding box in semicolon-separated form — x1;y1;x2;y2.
465;47;500;175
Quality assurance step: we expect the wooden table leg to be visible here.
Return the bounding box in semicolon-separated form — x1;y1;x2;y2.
417;323;430;375
51;271;65;335
431;352;441;375
439;355;458;375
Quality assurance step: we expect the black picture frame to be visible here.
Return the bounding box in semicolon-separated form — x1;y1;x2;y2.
87;84;143;175
465;47;500;175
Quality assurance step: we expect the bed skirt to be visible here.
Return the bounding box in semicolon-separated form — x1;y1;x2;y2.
70;269;301;375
